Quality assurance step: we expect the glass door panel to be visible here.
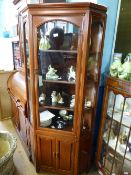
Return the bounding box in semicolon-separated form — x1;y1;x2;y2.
37;20;79;131
82;17;105;133
100;90;131;174
24;22;32;122
88;17;104;82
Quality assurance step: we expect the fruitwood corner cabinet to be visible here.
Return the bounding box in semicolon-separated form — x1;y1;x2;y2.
8;2;107;174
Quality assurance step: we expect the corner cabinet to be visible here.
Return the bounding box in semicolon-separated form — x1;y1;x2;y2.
10;2;107;175
96;76;131;175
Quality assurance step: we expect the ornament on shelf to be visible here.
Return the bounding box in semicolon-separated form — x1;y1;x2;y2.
68;66;76;82
51;91;58;105
39;93;46;105
110;53;122;78
70;95;75;108
85;99;92;108
57;93;64;104
46;65;59;80
51;91;64;105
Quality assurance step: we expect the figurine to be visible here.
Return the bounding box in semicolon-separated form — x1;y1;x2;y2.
57;93;64;104
39;93;46;105
70;95;75;108
39;29;50;50
85;99;92;108
51;91;64;105
46;65;59;80
51;91;58;105
68;66;76;82
119;131;128;144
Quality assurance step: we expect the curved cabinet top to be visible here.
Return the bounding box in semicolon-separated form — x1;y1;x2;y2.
7;71;27;105
106;75;131;95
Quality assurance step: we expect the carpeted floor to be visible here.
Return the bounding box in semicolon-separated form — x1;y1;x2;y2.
0;119;99;175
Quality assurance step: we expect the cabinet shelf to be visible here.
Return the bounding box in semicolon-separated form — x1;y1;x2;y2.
107;110;131;128
43;79;75;85
39;49;77;54
40;124;73;132
104;139;131;162
40;105;74;112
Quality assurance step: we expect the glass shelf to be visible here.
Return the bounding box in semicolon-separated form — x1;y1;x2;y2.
104;138;131;162
39;49;77;53
107;109;131;128
42;79;75;85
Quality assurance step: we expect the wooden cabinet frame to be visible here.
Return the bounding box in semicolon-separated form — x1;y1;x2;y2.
8;2;107;175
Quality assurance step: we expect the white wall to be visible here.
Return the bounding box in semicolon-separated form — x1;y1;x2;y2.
0;38;13;71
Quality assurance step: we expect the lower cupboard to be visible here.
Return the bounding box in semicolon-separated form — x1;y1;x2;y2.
36;134;76;174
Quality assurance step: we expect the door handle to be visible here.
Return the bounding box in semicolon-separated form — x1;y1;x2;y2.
56;152;59;159
53;152;56;158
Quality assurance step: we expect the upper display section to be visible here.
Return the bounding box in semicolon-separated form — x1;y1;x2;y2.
37;20;79;131
38;20;78;80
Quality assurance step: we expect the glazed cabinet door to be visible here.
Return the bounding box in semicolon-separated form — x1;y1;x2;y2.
81;13;107;134
37;134;56;170
33;17;81;133
97;78;131;175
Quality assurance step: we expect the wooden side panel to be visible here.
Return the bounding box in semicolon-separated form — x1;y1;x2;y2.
37;135;56;169
10;97;20;130
19;109;27;144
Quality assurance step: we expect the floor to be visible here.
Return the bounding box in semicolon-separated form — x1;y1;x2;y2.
0;119;99;175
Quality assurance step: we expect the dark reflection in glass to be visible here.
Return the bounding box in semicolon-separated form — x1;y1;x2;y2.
40;27;65;78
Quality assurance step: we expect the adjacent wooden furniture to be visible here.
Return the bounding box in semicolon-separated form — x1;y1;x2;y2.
0;71;14;120
8;2;107;174
96;75;131;175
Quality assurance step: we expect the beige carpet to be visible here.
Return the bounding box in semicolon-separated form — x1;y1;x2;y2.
0;119;98;175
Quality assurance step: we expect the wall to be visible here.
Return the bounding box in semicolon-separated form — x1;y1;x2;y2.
115;0;131;55
0;0;17;38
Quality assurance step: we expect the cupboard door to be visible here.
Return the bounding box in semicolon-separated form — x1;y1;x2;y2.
37;135;56;169
56;138;74;173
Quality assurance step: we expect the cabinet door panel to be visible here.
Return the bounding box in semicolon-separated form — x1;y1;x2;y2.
37;135;56;168
56;138;74;172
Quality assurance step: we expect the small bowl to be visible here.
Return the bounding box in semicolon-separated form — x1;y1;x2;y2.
40;118;52;127
59;110;68;117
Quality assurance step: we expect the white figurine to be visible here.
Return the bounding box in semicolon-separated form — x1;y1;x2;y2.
51;91;58;105
68;66;76;82
70;95;75;108
39;93;46;104
46;65;59;80
57;93;64;104
85;100;92;108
